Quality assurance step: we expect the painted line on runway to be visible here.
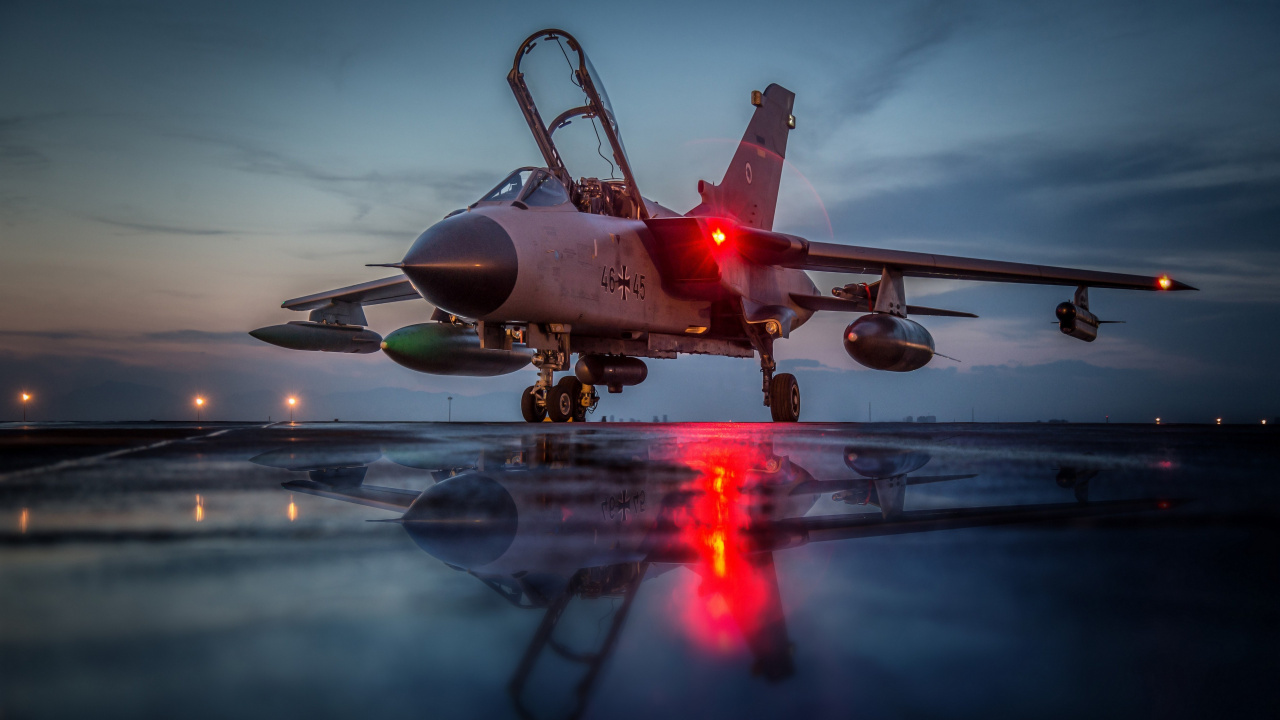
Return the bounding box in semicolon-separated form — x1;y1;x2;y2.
0;424;273;483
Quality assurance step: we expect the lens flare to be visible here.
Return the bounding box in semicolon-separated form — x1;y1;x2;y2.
711;227;726;245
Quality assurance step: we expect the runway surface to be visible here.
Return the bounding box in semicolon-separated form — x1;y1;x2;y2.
1;421;1276;719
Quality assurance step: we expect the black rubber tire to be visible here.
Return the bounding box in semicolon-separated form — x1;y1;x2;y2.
547;376;583;422
769;373;800;422
520;385;545;423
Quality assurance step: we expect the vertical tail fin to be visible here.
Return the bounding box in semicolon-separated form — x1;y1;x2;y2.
688;84;796;231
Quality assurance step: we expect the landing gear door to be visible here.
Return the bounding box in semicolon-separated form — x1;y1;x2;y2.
507;28;648;219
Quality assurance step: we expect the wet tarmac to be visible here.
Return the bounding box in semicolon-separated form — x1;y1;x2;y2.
1;421;1277;719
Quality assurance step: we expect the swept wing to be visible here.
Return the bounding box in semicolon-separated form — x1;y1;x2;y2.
281;275;420;312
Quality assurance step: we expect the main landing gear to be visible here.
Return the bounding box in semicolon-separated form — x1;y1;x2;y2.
521;356;598;423
757;334;800;422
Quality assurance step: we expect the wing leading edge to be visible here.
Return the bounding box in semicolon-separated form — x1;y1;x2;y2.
281;275;420;312
798;240;1196;291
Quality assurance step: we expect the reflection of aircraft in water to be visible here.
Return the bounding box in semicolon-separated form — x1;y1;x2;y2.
251;433;1172;720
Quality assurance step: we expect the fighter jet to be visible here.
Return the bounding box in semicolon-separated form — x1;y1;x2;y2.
249;28;1196;422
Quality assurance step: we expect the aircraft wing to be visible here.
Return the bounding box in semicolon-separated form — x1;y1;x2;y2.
778;498;1182;546
790;293;978;318
797;241;1196;291
282;479;420;512
281;275;420;311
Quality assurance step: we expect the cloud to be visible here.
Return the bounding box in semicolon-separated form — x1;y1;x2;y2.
833;1;973;120
819;135;1280;300
0;329;96;341
171;132;497;219
90;217;242;236
141;330;259;345
0;115;54;168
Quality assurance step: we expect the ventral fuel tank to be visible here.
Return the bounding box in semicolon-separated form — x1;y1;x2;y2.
380;323;533;376
843;314;935;372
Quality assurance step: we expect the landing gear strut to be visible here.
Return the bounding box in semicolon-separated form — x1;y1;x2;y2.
521;352;598;423
755;332;800;422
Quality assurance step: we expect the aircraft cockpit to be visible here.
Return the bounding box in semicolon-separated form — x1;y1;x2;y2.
472;167;574;210
507;29;648;219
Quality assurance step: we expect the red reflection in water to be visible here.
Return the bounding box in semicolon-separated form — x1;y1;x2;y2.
670;445;779;656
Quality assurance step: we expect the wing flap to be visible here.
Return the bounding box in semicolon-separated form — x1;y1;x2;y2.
800;241;1196;291
282;275;421;311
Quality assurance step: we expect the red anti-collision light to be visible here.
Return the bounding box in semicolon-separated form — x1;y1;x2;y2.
711;227;726;245
1157;275;1172;290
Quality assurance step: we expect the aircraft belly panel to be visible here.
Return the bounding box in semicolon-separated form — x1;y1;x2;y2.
482;210;711;334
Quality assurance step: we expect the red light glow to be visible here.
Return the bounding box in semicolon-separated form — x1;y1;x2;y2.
670;445;777;655
1157;276;1173;290
711;227;726;245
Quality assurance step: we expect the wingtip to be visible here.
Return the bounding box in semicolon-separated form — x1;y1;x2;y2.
1158;276;1197;291
365;262;405;268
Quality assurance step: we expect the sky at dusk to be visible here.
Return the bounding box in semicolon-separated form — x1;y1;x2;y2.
2;0;1278;422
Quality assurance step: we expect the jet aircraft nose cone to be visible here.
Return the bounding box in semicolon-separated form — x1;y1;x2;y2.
401;473;518;568
401;213;518;319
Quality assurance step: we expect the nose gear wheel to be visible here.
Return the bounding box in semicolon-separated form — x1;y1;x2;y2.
520;385;547;423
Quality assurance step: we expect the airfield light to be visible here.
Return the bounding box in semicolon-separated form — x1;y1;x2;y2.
711;227;726;245
1155;417;1161;425
287;495;298;522
1217;418;1222;425
20;392;31;422
1264;419;1269;426
195;396;205;422
1157;275;1173;290
287;396;297;422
